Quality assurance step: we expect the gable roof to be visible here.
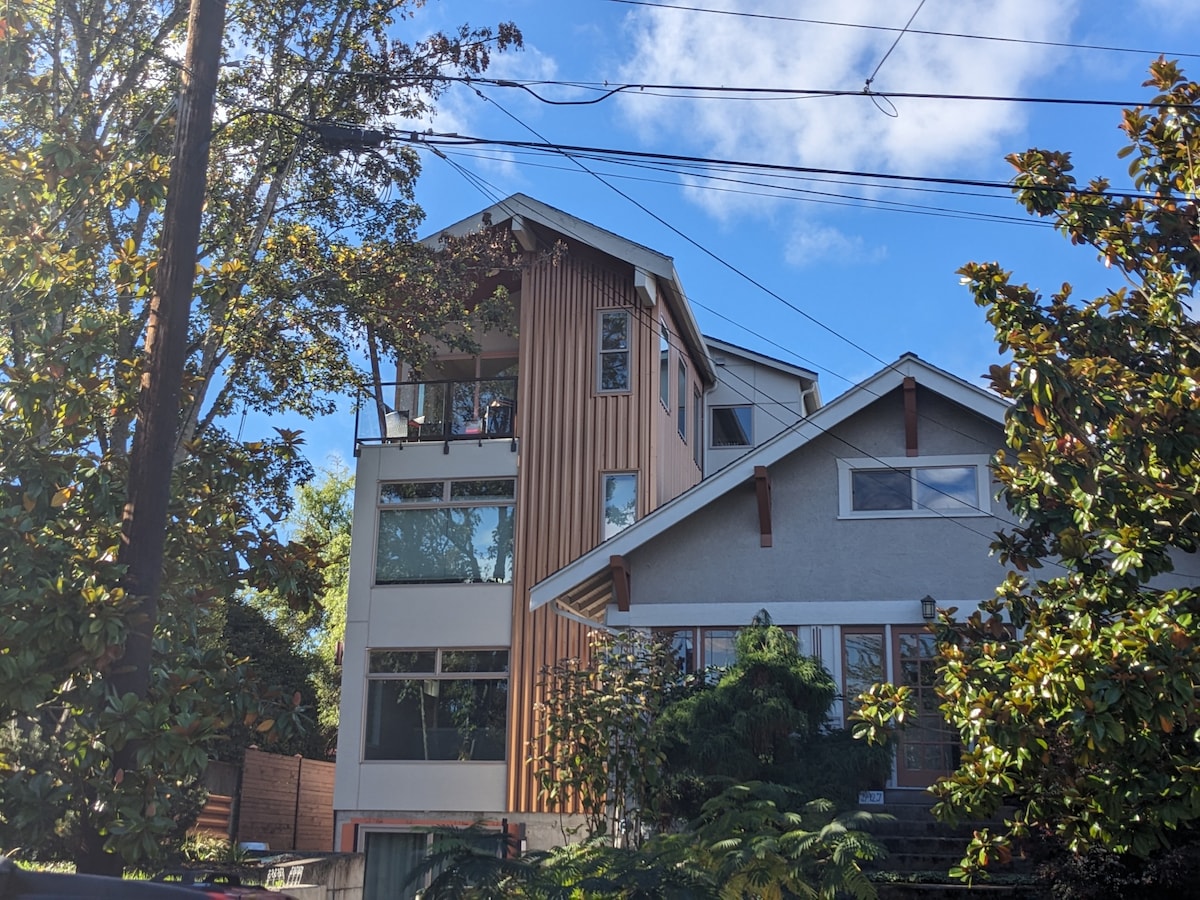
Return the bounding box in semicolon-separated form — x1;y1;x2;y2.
529;353;1008;619
425;193;716;386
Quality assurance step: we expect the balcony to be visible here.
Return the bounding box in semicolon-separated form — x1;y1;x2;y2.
354;377;518;450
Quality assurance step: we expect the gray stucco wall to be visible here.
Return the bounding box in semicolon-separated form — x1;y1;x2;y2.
627;386;1010;609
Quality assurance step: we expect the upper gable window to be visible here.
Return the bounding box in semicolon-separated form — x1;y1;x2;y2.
598;310;631;392
711;405;752;447
677;359;687;438
837;455;991;518
659;320;670;408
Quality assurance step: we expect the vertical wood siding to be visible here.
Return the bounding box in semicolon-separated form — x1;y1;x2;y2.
506;244;704;812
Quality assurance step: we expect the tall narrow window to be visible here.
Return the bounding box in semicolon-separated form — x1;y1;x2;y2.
677;359;687;438
602;472;638;539
598;310;631;392
693;387;703;467
842;629;886;725
659;320;670;408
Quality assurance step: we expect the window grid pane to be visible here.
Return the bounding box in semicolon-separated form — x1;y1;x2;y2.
599;311;631;392
364;677;507;761
449;479;516;501
851;469;912;511
369;650;437;674
913;466;976;511
381;482;445;504
440;649;510;674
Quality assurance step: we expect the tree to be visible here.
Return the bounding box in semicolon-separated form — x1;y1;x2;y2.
856;59;1200;881
533;630;679;845
0;0;521;873
655;614;891;822
415;785;884;900
245;460;355;749
534;615;890;842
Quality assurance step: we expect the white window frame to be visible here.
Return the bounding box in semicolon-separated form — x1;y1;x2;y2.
710;404;753;448
597;309;632;393
659;319;671;409
363;648;509;762
836;454;992;519
677;359;687;439
601;471;638;540
374;479;516;585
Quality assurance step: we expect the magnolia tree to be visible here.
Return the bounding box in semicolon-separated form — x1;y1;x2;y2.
0;0;520;872
855;60;1200;880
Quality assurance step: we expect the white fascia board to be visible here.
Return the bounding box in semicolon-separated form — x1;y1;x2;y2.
705;336;819;383
529;355;1008;610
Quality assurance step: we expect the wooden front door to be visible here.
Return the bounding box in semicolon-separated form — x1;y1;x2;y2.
892;628;957;787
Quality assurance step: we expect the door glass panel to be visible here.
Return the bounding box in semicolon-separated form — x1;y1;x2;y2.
842;631;885;723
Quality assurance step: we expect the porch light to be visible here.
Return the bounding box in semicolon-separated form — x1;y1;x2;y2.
921;595;937;621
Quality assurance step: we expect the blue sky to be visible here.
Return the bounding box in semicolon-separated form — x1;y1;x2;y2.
298;0;1200;472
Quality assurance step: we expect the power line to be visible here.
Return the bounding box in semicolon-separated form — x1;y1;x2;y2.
864;0;928;91
602;0;1200;60
401;130;1158;201
433;145;1053;229
432;75;1200;112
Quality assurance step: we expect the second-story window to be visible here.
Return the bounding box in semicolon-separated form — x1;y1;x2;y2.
375;479;515;584
677;359;687;438
659;320;670;408
602;472;638;539
693;386;703;467
598;310;631;392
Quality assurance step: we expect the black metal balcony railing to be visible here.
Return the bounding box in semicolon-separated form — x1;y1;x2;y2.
354;377;518;449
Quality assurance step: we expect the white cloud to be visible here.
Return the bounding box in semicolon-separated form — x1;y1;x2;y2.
784;223;887;267
615;0;1081;217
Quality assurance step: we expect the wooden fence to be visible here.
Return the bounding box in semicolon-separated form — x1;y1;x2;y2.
237;749;335;852
194;750;335;852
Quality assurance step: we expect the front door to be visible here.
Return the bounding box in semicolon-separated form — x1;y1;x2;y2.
892;628;957;787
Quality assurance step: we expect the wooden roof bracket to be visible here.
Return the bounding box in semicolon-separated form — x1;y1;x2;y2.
904;375;919;457
609;555;632;612
754;465;773;548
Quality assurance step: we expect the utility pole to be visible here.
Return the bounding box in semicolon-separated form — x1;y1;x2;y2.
79;0;227;877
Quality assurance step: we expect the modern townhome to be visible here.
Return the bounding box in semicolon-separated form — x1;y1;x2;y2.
332;192;1014;896
531;353;1013;792
333;194;826;895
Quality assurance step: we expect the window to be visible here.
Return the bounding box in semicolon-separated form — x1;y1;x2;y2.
842;629;886;725
656;626;803;679
598;310;631;392
711;405;753;447
602;472;638;539
659;320;670;408
677;359;687;438
837;455;990;518
363;829;504;900
375;479;514;584
364;649;508;761
693;387;703;467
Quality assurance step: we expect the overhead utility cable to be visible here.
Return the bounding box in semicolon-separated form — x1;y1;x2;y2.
602;0;1200;60
450;76;1200;111
405;132;1159;201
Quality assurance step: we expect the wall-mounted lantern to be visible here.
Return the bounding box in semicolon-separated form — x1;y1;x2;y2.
921;595;937;621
